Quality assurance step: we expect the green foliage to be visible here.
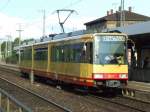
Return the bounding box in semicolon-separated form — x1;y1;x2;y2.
1;41;6;52
1;37;34;64
21;38;34;44
6;51;18;64
13;37;20;47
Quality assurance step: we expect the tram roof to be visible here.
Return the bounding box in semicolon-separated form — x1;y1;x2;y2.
18;32;126;49
19;33;92;49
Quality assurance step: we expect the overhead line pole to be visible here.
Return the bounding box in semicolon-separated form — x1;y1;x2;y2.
122;0;125;26
6;35;12;57
16;24;23;65
38;9;46;37
42;9;46;37
120;0;125;27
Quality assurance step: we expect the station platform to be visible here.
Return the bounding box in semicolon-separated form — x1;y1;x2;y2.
0;62;19;71
0;62;18;67
127;81;150;93
126;81;150;103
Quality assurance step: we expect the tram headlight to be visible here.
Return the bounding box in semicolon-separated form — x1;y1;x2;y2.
94;74;104;79
119;74;127;79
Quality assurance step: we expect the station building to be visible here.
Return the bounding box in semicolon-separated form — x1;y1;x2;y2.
84;7;150;33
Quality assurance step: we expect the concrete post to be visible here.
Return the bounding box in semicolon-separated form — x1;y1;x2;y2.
30;70;34;84
7;97;10;112
19;107;23;112
0;93;1;107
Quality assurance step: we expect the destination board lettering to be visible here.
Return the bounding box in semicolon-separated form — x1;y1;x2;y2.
101;36;125;41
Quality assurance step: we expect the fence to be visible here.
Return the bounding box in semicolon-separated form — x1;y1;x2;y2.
0;88;32;112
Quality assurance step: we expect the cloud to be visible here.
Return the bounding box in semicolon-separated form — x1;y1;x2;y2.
21;14;90;39
0;13;19;35
0;13;26;41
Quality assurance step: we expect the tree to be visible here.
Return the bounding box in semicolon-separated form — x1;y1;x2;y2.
21;38;35;45
1;41;6;53
13;37;20;47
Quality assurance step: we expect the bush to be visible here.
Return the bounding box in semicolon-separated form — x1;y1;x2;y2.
6;52;18;64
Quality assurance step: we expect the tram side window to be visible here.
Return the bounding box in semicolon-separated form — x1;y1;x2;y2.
51;42;93;63
34;48;48;60
20;50;24;60
51;44;80;62
71;43;82;63
80;42;93;63
51;46;56;61
51;46;63;62
21;48;32;60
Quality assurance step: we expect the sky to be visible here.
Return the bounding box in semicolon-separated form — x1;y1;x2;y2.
0;0;150;40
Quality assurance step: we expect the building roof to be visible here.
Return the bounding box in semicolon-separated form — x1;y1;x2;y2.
84;11;150;25
106;21;150;36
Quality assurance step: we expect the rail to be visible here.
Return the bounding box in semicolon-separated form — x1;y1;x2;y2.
0;88;32;112
0;67;72;112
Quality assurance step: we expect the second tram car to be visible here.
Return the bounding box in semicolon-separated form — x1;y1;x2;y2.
19;33;128;89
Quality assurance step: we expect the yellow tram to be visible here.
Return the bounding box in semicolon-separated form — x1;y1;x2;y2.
19;33;128;88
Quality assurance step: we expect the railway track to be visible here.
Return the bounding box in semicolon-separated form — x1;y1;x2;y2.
87;93;150;112
0;64;116;112
0;76;72;112
0;63;150;112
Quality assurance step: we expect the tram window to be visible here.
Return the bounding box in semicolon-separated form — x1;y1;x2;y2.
51;42;93;64
80;42;93;63
56;47;59;61
86;42;93;63
72;43;82;63
70;45;76;62
34;48;48;60
21;48;32;60
64;45;68;62
51;46;64;62
20;50;24;60
51;46;57;61
60;47;64;62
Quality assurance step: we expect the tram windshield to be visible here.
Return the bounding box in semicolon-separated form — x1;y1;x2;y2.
94;35;127;65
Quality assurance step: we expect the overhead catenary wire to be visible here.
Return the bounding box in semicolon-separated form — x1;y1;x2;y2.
63;0;83;9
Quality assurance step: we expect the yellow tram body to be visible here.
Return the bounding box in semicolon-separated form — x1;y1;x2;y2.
20;33;128;88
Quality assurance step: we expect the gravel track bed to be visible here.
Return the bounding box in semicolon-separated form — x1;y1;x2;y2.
87;94;150;112
0;77;67;112
110;96;150;112
0;68;108;112
0;64;149;112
